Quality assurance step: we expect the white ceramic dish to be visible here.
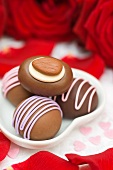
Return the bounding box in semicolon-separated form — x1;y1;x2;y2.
0;69;105;149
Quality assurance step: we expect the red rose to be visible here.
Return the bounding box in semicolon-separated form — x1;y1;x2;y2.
4;0;77;41
73;0;113;68
0;0;5;37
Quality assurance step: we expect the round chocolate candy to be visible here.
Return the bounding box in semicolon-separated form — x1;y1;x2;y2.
12;95;62;140
2;66;32;107
18;56;73;96
54;78;98;119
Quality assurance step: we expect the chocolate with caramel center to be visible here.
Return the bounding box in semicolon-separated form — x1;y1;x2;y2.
18;56;73;96
32;57;62;76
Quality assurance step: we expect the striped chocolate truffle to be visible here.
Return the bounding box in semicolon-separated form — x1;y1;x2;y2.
2;66;32;107
54;78;98;119
12;95;62;140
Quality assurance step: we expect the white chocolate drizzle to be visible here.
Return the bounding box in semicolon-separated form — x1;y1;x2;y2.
12;96;63;140
29;57;65;82
61;78;96;113
2;66;20;97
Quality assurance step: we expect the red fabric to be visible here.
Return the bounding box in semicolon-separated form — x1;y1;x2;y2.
73;0;113;68
11;151;78;170
0;132;11;161
4;0;77;41
0;0;5;37
62;54;105;79
66;148;113;170
0;39;55;78
8;149;113;170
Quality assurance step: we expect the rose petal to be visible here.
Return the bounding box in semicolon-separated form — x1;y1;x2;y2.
0;132;11;161
62;53;105;79
0;39;55;78
66;148;113;170
5;149;113;170
11;151;78;170
7;143;20;159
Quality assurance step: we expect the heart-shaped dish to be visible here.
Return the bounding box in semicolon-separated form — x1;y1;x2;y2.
0;68;105;149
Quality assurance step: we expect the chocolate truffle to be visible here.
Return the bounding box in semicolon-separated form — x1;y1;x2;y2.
12;95;62;140
18;56;73;96
54;78;98;119
2;66;32;107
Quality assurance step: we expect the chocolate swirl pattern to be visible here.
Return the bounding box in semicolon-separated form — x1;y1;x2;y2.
55;78;98;119
13;96;63;140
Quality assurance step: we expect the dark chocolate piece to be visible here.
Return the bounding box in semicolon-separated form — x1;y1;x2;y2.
54;78;98;119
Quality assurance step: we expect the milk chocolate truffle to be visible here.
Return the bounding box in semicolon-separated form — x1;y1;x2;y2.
18;56;73;96
2;66;32;107
54;78;98;119
12;95;62;140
